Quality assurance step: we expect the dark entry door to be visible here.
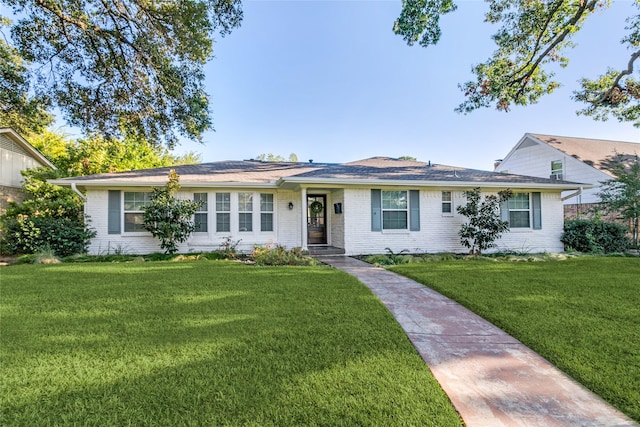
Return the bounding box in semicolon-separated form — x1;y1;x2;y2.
307;195;327;245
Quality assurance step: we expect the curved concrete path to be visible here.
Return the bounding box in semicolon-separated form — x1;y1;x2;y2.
316;256;637;427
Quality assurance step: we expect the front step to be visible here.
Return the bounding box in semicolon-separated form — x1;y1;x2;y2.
307;246;345;256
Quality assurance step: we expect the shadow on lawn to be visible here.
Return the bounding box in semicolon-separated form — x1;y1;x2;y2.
1;262;461;426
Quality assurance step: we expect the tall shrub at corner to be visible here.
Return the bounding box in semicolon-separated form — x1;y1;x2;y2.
0;168;96;256
457;187;512;255
143;170;201;254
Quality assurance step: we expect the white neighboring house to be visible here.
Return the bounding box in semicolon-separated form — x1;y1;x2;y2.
0;127;56;213
50;156;588;255
495;133;640;217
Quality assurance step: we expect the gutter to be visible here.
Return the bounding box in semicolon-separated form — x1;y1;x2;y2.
561;187;583;202
70;183;86;201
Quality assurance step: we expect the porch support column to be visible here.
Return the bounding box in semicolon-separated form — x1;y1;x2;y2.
301;187;307;250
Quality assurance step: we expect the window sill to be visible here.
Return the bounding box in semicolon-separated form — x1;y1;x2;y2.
381;229;410;235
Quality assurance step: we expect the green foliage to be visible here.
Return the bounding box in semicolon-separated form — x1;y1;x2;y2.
256;153;299;162
390;258;640;421
395;0;640;125
0;18;52;134
597;155;640;246
2;0;243;147
142;170;201;254
363;248;412;266
457;187;512;255
251;244;318;266
561;219;631;253
28;130;201;176
0;168;96;257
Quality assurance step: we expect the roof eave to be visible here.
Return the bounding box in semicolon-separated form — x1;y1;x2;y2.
278;176;591;190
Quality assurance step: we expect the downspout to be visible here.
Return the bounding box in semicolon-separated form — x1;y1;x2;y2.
561;187;583;202
71;182;86;201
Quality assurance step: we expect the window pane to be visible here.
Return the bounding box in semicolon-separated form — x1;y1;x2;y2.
382;211;407;229
239;213;252;231
551;160;563;173
509;193;530;210
124;192;152;211
442;191;452;202
382;191;407;210
124;213;146;232
239;193;253;212
216;212;230;232
194;213;208;232
442;203;452;213
261;213;273;232
510;211;530;228
260;193;274;212
194;193;207;212
216;193;230;212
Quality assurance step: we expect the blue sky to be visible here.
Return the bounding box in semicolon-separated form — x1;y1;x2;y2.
171;0;639;170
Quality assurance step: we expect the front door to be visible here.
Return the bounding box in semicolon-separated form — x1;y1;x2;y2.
307;195;327;245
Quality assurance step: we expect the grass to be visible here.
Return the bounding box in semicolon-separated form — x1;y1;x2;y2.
0;261;462;426
390;257;640;422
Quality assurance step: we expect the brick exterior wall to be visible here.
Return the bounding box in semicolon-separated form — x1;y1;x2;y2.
0;185;25;214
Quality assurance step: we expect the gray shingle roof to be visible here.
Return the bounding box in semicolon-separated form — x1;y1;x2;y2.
51;156;586;188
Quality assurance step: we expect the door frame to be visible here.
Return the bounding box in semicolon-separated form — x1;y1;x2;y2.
307;194;328;245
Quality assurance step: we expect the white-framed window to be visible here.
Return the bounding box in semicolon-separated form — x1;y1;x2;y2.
193;193;208;233
215;192;231;233
260;193;274;232
382;190;408;230
508;192;531;228
442;191;452;214
551;160;563;179
238;192;253;232
123;192;152;232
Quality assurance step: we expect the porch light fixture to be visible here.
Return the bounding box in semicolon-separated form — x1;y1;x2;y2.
288;202;294;210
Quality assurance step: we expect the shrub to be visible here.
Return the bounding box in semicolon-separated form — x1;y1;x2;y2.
1;212;96;257
251;244;317;266
561;219;631;253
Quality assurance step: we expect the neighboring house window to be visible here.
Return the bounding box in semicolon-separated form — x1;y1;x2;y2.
216;192;231;233
260;193;274;232
551;160;563;179
382;190;408;229
442;191;452;214
123;192;152;232
194;193;208;233
238;192;253;232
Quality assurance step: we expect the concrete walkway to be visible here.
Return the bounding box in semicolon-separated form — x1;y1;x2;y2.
315;256;637;427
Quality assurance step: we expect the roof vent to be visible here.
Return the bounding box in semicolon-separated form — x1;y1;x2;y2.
308;159;313;164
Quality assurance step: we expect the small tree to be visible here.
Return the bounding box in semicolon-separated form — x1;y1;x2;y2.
597;155;640;247
143;170;201;254
457;188;512;255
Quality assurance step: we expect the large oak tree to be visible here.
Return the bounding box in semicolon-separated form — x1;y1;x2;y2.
1;0;242;146
394;0;640;126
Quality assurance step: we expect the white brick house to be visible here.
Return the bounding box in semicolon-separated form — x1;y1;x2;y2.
50;157;588;255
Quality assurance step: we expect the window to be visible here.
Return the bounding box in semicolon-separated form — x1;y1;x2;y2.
260;193;274;232
238;192;253;232
508;193;531;228
442;191;452;214
123;192;152;232
551;160;563;179
216;192;231;232
194;193;208;232
382;190;408;229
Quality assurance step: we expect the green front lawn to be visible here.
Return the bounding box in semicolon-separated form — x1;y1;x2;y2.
390;257;640;422
0;261;462;426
